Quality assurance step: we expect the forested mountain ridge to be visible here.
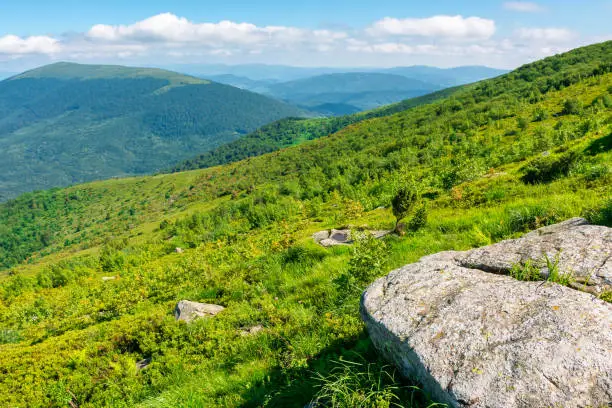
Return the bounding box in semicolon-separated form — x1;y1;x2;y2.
0;42;610;407
0;62;306;201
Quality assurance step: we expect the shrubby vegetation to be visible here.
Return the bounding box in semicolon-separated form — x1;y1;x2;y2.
0;42;611;407
171;87;461;172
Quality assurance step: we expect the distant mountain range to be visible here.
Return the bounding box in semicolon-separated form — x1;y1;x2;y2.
186;64;507;114
0;62;306;200
263;72;441;113
176;63;507;84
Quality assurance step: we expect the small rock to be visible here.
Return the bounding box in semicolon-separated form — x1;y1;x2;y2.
174;300;225;323
136;358;151;370
312;230;330;243
370;230;392;239
239;325;264;336
315;228;392;247
319;238;348;248
175;247;184;254
101;276;117;281
330;229;351;243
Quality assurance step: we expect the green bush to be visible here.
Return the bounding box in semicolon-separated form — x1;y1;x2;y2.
533;107;550;122
407;204;428;232
0;329;22;344
586;198;612;227
521;151;578;184
345;232;389;287
562;98;583;115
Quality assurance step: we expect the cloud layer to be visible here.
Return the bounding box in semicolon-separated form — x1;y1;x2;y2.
0;35;60;55
503;2;545;12
367;15;495;39
0;12;590;69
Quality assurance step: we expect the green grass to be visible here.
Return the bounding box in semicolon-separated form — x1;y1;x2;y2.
509;252;575;286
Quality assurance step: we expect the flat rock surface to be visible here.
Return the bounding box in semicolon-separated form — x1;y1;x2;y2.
361;219;612;408
174;300;225;323
460;218;611;293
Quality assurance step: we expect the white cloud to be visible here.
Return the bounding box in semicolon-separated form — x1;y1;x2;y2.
87;12;347;50
516;27;576;42
0;35;60;55
367;15;496;39
89;14;265;44
503;2;545;12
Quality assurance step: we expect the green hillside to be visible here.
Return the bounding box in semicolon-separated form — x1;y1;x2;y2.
0;42;611;407
172;86;461;172
0;62;306;201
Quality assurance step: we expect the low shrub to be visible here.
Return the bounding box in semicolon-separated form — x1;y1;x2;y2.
521;151;579;184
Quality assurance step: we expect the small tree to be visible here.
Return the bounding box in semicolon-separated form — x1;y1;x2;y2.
562;98;583;115
391;187;418;232
533;107;549;122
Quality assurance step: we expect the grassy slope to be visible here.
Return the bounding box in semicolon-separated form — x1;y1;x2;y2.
0;43;611;407
0;63;305;201
171;86;461;172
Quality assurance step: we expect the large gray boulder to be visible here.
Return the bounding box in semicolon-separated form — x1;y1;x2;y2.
174;300;225;323
461;218;611;294
361;218;612;408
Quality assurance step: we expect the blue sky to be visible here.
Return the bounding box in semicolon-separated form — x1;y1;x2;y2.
0;0;610;70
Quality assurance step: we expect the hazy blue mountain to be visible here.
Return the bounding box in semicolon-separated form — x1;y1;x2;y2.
0;62;306;200
173;63;507;84
381;65;507;86
263;72;441;114
173;63;348;82
204;74;278;93
190;64;507;114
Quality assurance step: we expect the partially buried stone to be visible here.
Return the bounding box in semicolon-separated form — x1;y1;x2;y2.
174;300;225;323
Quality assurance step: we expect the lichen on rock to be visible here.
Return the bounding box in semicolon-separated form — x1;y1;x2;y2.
361;218;612;408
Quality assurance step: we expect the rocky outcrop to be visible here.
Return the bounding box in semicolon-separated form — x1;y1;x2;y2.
460;218;611;294
361;218;612;408
174;300;225;323
313;229;392;247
